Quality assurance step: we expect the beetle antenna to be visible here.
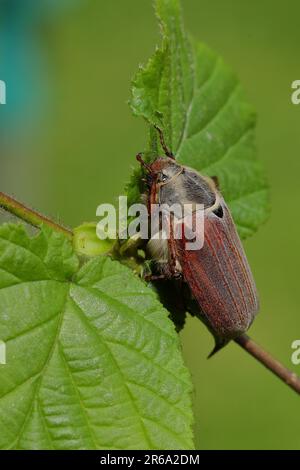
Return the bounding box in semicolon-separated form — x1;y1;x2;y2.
154;125;175;159
136;153;153;174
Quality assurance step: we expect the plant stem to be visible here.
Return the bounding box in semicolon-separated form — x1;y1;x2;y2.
0;192;73;240
235;334;300;395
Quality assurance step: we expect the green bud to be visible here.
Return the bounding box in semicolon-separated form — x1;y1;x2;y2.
73;222;114;257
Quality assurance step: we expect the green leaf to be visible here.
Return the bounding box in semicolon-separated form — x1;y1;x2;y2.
129;0;270;238
0;224;194;450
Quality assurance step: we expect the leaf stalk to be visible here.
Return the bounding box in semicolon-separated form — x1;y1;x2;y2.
235;334;300;395
0;191;73;240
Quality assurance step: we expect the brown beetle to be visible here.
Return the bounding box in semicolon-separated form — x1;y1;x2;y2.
137;128;259;355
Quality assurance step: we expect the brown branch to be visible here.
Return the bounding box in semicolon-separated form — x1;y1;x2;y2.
235;334;300;395
0;192;73;240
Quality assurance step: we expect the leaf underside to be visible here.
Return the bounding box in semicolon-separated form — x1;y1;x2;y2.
129;0;270;239
0;224;194;450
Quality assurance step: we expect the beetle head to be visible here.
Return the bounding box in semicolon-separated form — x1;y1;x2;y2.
136;155;182;186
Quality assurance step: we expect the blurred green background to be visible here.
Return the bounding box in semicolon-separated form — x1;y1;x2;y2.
1;0;300;450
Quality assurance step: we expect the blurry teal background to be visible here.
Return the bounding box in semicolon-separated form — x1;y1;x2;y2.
1;0;300;450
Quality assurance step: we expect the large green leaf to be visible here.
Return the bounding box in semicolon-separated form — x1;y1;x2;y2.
0;224;194;450
129;0;269;239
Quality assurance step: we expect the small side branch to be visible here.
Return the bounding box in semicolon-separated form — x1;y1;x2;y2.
235;334;300;395
0;192;73;240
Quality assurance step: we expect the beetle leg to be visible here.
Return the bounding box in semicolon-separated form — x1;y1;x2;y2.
154;125;175;159
136;153;153;173
144;273;168;282
168;222;183;280
169;254;182;279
